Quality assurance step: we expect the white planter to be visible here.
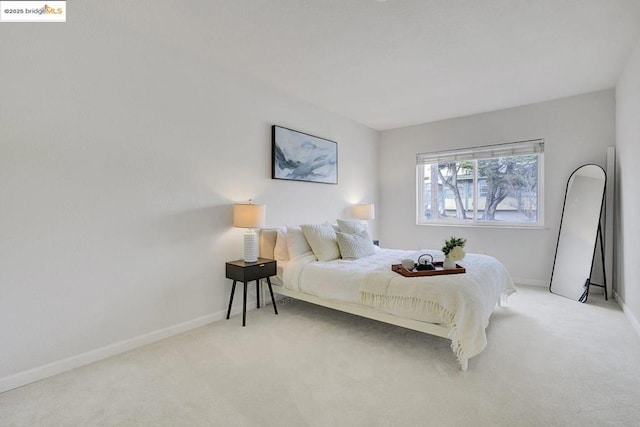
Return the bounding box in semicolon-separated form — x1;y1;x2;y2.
443;257;457;269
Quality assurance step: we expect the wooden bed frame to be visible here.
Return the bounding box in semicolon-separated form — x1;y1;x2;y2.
259;229;468;371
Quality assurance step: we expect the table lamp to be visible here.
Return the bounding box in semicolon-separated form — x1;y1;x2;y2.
353;203;375;222
233;200;266;263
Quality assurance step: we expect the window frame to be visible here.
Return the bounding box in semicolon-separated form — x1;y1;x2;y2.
416;139;545;229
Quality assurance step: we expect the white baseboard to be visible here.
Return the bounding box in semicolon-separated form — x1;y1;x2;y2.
0;300;257;394
614;290;640;338
512;277;548;287
513;278;611;299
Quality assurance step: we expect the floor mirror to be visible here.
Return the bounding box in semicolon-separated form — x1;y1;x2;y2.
550;164;606;302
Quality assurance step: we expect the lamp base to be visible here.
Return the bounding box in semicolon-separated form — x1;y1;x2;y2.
243;229;258;263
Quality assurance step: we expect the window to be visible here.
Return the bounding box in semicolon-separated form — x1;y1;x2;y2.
417;139;544;227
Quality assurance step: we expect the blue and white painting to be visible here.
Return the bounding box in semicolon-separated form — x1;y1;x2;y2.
272;126;338;184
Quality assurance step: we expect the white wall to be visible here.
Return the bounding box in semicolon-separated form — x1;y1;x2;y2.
378;91;614;285
0;10;378;387
615;38;640;335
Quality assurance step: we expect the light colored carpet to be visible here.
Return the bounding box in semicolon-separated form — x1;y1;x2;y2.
1;285;639;426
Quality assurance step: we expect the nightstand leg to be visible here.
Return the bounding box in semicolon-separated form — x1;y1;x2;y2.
256;280;261;309
226;280;237;320
242;281;247;327
266;277;278;315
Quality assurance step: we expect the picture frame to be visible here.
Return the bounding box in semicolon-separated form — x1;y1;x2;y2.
271;125;338;184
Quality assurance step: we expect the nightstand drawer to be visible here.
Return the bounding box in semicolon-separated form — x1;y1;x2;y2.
226;259;276;282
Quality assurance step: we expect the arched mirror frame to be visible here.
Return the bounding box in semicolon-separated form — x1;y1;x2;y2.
549;164;606;302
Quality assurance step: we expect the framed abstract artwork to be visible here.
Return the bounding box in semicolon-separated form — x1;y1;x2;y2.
271;125;338;184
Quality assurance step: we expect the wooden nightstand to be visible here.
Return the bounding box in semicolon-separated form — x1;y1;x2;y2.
225;258;278;326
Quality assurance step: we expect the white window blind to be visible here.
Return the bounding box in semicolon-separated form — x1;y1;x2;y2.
416;139;544;165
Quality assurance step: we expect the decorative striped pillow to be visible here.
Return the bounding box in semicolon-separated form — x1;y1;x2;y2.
336;230;376;259
301;223;341;262
336;218;368;234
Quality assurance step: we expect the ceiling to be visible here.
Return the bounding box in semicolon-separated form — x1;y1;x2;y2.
96;0;640;130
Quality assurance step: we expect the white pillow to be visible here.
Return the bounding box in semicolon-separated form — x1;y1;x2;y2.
337;218;373;246
273;227;289;262
336;218;368;234
301;223;341;262
286;226;313;259
336;230;376;260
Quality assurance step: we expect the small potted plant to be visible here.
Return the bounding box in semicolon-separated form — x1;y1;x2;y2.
442;236;466;269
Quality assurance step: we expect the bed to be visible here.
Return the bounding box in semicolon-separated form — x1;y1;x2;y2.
259;224;516;371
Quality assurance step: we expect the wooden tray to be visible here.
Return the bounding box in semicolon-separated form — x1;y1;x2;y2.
391;262;466;277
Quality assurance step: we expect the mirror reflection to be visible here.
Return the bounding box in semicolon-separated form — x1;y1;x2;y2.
550;164;606;302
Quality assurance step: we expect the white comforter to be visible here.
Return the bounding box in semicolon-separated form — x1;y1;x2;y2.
282;248;516;362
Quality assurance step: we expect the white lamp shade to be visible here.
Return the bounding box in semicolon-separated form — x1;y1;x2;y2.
353;203;375;220
233;203;266;229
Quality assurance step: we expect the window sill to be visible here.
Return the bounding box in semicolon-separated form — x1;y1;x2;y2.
416;222;547;230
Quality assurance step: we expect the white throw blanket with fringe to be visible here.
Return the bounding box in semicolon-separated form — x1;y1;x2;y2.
359;253;516;362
